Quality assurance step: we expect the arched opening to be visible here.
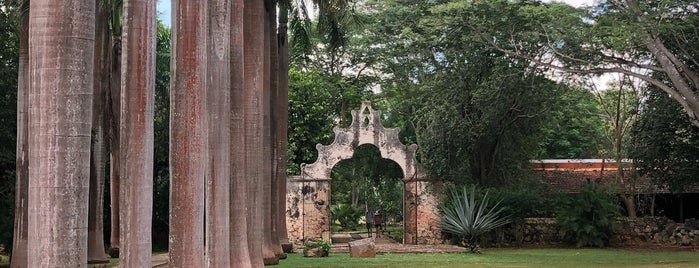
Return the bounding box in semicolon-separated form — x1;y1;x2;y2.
329;144;404;244
287;102;440;246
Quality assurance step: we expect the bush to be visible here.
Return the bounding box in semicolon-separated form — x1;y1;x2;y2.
556;182;620;247
439;186;510;253
330;203;361;231
303;239;331;257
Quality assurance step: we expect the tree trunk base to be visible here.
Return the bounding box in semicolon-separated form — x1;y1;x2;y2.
281;243;293;253
263;257;279;265
275;252;287;259
108;247;120;258
88;259;110;264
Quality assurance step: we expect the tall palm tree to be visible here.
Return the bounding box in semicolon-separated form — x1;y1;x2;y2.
275;5;292;251
10;1;28;266
267;3;286;260
169;0;207;267
27;0;95;266
261;2;279;265
87;0;110;264
205;0;232;266
229;0;252;266
119;0;156;266
244;0;266;266
106;0;123;254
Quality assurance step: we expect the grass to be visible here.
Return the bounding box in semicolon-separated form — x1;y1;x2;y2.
276;248;699;268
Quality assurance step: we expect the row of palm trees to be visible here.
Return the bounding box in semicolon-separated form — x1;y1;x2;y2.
9;0;314;267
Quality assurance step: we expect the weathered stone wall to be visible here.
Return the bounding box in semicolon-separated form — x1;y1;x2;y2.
483;217;699;247
416;180;445;244
286;176;447;245
613;217;699;247
286;176;331;246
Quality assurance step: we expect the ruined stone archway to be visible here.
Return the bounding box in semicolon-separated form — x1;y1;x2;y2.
286;102;445;246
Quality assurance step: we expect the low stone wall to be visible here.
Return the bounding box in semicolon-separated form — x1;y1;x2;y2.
614;217;699;247
483;217;699;247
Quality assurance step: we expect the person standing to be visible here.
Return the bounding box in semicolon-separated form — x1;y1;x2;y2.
373;211;382;238
365;209;373;238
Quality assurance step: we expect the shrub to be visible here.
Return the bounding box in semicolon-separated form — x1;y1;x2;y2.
439;186;510;253
330;203;361;231
303;239;331;257
556;182;620;247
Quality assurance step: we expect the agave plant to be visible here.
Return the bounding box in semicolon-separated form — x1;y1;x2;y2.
440;186;510;253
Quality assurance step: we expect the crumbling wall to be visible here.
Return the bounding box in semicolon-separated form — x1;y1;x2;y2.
286;176;330;246
416;180;445;244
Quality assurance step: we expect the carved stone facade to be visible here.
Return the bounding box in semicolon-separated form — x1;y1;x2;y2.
285;102;444;245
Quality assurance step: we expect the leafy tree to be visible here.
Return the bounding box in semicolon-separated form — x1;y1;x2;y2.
458;0;699;127
594;77;642;217
361;0;562;186
536;86;606;159
630;87;699;192
286;68;335;174
439;186;510;253
556;182;620;247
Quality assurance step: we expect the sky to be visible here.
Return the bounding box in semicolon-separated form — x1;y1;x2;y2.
156;0;595;27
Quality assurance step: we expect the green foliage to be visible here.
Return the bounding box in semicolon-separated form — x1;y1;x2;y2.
152;21;171;249
536;86;606;159
363;0;564;186
556;182;620;247
439;186;510;253
0;5;19;253
286;64;374;175
286;68;335;174
303;239;331;257
330;203;361;231
630;87;699;192
486;183;557;222
387;227;403;243
331;144;403;223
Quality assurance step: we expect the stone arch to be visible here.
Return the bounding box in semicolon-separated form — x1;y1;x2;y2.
300;101;423;181
286;102;444;246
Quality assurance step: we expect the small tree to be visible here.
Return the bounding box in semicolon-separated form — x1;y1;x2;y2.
439;186;510;253
556;182;620;247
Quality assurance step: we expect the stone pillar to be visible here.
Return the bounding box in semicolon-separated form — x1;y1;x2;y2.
404;180;418;244
286;176;331;246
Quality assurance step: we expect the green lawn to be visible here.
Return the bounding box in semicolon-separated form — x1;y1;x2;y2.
277;248;699;268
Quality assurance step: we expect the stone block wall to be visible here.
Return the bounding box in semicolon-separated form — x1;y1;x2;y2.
416;180;445;244
483;217;699;247
286;176;331;246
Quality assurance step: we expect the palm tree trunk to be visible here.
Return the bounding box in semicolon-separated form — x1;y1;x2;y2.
10;7;28;268
108;29;122;256
87;0;110;263
244;0;266;266
205;0;232;266
119;0;156;266
169;0;207;267
261;4;279;265
268;5;286;260
230;0;252;266
276;10;292;252
28;0;95;266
